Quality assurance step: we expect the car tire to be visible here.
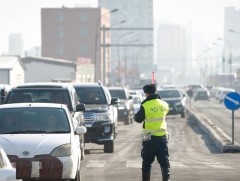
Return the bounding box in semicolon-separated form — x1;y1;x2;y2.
181;112;185;118
104;140;114;153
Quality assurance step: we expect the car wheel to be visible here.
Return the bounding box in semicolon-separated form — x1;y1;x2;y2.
104;140;114;153
181;112;185;118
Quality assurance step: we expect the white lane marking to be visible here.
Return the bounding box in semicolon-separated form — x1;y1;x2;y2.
208;164;234;169
126;160;142;168
86;160;106;168
225;96;240;105
170;161;189;168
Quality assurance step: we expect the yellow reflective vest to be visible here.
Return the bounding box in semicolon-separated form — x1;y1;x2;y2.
142;99;169;137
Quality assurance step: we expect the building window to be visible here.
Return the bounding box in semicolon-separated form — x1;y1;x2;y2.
79;13;88;22
79;44;88;56
80;27;88;37
56;44;64;55
56;27;64;38
56;13;64;22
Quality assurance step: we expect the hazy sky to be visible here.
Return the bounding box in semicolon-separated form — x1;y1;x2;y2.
0;0;240;54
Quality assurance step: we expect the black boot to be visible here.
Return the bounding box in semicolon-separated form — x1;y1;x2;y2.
161;168;170;181
142;172;150;181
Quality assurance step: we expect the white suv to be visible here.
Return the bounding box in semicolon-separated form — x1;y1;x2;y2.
0;103;86;181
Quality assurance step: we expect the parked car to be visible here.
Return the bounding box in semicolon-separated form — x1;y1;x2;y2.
157;88;186;118
0;144;21;181
108;87;134;125
194;89;210;101
1;82;86;160
73;82;119;153
0;103;86;180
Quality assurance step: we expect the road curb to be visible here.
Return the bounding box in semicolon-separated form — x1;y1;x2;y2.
186;105;240;153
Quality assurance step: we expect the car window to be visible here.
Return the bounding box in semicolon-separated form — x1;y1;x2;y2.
6;89;71;106
75;87;107;104
109;90;127;99
0;107;70;134
157;90;181;98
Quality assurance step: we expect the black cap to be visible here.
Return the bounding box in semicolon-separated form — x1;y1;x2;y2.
143;84;156;94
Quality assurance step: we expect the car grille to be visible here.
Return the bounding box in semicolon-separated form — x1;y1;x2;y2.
83;112;96;121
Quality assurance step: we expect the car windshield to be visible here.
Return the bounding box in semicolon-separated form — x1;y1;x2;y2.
75;87;107;104
157;90;181;98
0;107;70;134
108;90;127;100
6;89;70;105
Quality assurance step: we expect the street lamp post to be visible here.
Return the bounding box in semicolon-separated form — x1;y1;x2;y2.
94;8;118;82
217;37;233;86
124;38;138;85
102;20;126;85
117;31;133;85
217;37;232;74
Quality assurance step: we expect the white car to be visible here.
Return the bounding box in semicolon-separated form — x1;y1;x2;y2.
0;145;21;181
0;103;86;181
132;95;143;114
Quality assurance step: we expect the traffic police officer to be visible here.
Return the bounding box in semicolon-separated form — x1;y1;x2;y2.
134;84;170;181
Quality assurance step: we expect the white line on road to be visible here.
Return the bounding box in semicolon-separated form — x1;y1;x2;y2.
86;160;106;168
126;160;142;168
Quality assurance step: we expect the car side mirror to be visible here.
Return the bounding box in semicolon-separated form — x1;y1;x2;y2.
75;125;87;135
111;97;120;105
129;95;133;100
76;103;86;112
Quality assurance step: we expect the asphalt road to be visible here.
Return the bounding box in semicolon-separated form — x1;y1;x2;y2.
189;98;240;143
81;115;240;181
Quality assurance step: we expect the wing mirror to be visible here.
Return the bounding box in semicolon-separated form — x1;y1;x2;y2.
76;103;86;112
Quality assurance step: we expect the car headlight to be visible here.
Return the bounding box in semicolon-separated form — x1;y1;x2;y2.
95;112;110;120
51;143;72;157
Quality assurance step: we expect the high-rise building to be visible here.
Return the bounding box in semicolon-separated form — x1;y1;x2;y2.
224;7;240;74
41;7;110;83
98;0;154;85
8;33;23;57
156;23;193;84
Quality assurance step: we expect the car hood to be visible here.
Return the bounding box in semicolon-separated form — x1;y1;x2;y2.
161;97;181;102
0;134;70;158
84;104;108;112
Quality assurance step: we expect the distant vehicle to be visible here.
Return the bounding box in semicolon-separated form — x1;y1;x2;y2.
1;82;86;160
108;87;134;125
0;144;21;181
218;88;235;103
209;87;220;98
188;84;204;94
157;88;186;118
194;89;210;101
0;103;86;181
73;82;119;153
132;95;144;115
